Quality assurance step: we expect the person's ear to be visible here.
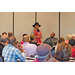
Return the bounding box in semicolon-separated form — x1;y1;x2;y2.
28;38;30;42
6;40;8;43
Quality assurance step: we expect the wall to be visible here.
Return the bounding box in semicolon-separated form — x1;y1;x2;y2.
60;12;75;39
14;12;35;42
0;12;75;42
37;12;59;41
0;12;13;35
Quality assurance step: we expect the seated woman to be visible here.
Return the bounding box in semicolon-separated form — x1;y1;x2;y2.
54;42;72;62
65;34;72;44
21;34;27;45
30;34;40;46
55;37;65;52
69;39;75;58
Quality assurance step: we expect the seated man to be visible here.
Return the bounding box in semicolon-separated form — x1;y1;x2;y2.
1;35;9;46
0;37;4;56
21;34;27;45
22;35;37;57
8;32;13;38
2;36;25;62
43;32;58;48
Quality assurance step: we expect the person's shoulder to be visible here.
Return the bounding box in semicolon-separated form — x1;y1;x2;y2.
72;47;75;50
44;37;50;41
54;37;58;39
3;45;8;49
14;47;21;54
29;43;37;47
45;37;50;40
31;29;34;34
14;47;19;51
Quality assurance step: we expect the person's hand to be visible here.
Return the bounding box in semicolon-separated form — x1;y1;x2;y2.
17;44;24;53
35;36;42;38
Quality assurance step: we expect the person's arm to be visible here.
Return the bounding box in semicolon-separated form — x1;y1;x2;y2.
43;38;52;46
31;30;34;34
15;49;26;62
35;36;42;38
35;33;42;38
43;38;48;43
16;44;26;62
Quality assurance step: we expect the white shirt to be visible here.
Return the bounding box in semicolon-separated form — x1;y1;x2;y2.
22;42;37;57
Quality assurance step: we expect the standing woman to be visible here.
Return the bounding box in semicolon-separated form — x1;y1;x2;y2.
31;22;42;44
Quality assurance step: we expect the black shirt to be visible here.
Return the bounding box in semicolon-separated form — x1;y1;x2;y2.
29;41;40;46
30;41;37;46
0;43;4;56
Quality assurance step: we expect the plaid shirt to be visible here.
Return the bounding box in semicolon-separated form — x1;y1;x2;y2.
2;44;25;62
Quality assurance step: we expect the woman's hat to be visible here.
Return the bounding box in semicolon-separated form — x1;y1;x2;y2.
33;22;41;27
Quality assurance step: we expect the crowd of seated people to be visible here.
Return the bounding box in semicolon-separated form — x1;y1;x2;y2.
0;31;75;62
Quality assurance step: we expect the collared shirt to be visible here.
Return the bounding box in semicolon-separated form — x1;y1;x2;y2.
22;42;37;57
2;44;25;62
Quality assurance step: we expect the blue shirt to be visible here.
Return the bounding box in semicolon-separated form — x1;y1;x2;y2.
2;44;25;62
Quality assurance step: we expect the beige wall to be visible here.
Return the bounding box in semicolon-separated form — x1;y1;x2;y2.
60;12;75;39
0;12;75;42
0;12;59;42
0;12;13;35
37;12;59;42
14;12;35;42
14;12;59;42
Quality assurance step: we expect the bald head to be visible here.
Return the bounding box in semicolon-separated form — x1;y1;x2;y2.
8;32;13;38
9;36;16;45
2;35;8;43
23;35;29;42
50;32;55;38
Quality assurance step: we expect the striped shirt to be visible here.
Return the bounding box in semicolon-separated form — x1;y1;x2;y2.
2;44;25;62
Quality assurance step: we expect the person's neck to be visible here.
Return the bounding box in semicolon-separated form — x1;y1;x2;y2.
31;40;34;42
24;41;29;43
35;28;38;30
5;43;8;46
50;37;54;39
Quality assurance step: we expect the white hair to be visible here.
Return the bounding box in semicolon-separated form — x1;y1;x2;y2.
72;34;75;37
66;34;72;40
